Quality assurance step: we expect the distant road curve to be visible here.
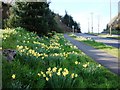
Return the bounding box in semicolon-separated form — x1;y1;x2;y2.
75;33;120;49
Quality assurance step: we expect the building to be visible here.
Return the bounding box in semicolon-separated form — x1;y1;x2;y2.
107;1;120;30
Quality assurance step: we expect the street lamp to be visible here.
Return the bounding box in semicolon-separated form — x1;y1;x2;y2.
97;15;100;34
109;0;112;35
72;25;74;33
91;12;93;33
88;18;90;33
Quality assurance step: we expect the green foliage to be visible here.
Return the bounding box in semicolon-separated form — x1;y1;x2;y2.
5;2;59;35
62;11;81;33
2;28;120;89
69;33;119;58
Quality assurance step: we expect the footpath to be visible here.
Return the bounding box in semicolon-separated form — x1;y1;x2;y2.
64;34;120;75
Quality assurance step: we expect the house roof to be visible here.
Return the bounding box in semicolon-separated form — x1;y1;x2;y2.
107;14;120;27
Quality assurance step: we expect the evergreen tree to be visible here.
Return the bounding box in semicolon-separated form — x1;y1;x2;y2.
62;11;81;33
6;2;57;35
62;12;70;27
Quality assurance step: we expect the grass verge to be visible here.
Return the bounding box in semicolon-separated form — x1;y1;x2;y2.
69;34;119;59
1;28;120;89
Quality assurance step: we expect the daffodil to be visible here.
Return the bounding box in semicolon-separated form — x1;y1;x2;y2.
62;71;68;77
47;67;51;71
38;73;41;77
98;64;101;67
52;67;57;72
64;68;67;71
75;61;78;65
37;53;41;57
58;68;62;72
12;74;16;79
75;74;78;77
64;68;69;74
46;77;49;81
41;71;44;74
42;57;44;59
49;73;52;77
46;71;52;74
71;73;74;78
83;64;88;68
57;72;61;76
43;74;46;77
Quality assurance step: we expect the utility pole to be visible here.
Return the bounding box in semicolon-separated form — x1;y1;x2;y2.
91;12;93;33
109;0;112;35
88;18;90;33
72;25;74;33
98;15;100;34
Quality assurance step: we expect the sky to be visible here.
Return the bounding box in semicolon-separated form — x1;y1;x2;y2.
49;0;119;33
1;0;119;33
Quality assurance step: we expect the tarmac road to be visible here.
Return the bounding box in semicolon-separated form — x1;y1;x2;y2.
75;33;120;48
64;34;120;75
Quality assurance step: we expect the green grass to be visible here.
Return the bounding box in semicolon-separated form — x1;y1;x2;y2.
98;34;120;40
0;29;2;89
0;47;1;90
0;30;2;49
86;33;120;40
2;28;120;89
105;36;120;40
69;34;119;59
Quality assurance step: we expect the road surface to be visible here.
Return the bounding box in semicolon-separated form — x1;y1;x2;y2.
75;33;120;48
64;34;120;75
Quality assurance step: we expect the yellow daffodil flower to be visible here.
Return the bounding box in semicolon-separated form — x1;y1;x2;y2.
75;74;78;77
46;77;49;81
49;73;52;77
42;57;44;59
83;64;88;68
43;74;46;77
62;71;68;77
75;61;78;65
71;73;74;78
98;64;101;67
12;74;16;79
58;68;62;72
38;73;41;77
41;71;44;74
47;67;51;71
52;67;57;72
57;72;61;76
46;71;52;74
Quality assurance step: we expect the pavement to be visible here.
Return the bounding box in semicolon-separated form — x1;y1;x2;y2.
75;33;120;48
64;34;120;75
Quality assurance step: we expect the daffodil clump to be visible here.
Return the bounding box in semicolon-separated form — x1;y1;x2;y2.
16;45;48;59
37;67;78;88
37;67;78;82
2;28;17;40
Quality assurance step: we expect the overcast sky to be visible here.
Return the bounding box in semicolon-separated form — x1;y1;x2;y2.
49;0;119;33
